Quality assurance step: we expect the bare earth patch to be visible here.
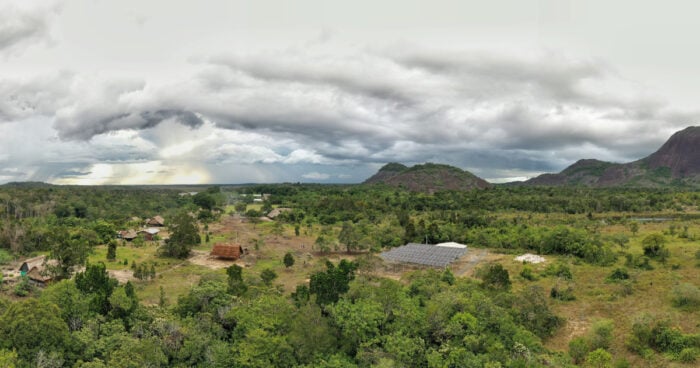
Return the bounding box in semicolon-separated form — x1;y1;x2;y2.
188;250;242;270
109;269;134;283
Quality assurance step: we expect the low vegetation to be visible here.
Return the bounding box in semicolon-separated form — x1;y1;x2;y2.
0;184;699;366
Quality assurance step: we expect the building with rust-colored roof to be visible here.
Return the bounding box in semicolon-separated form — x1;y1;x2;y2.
210;244;243;260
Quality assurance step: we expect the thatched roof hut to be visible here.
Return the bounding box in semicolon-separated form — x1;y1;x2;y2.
19;255;58;284
210;244;243;260
146;215;165;227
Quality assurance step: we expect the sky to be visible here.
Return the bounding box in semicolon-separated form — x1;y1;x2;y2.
1;0;699;185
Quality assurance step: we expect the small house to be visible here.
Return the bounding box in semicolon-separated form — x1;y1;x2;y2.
146;215;165;227
118;230;138;241
138;228;161;241
210;244;244;260
19;255;58;284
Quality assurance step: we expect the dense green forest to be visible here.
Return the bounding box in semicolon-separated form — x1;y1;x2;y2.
1;183;700;367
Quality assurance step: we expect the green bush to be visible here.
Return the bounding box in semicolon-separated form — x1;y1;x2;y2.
14;276;32;297
589;319;614;350
678;348;698;363
478;263;511;290
0;249;12;265
569;337;589;364
519;266;537;281
543;263;573;280
606;268;630;282
585;348;612;368
624;254;654;270
671;283;700;309
615;281;634;297
550;285;576;301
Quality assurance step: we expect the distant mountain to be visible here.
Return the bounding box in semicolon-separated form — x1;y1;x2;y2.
522;126;700;187
524;159;615;186
364;162;491;192
1;181;54;188
365;163;408;184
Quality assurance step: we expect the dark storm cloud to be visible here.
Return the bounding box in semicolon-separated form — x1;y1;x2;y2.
63;109;203;140
6;45;697;180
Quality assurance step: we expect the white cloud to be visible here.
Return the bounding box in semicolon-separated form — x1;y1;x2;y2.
301;172;331;180
0;1;60;54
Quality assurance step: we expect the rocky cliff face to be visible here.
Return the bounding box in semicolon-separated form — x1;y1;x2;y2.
522;126;700;187
644;126;700;177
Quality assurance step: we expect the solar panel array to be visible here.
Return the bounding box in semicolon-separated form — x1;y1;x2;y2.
380;243;467;268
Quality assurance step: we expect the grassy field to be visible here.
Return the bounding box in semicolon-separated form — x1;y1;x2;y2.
84;216;347;305
498;218;700;367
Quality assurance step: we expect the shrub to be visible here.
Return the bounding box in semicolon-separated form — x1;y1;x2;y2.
519;266;537;281
589;319;614;350
550;285;576;301
624;254;654;270
642;233;667;259
615;281;634;297
678;348;698;363
14;276;32;297
606;268;630;282
585;348;612;368
479;263;511;290
671;283;700;309
543;263;573;280
260;268;278;286
626;314;654;356
0;249;12;265
569;337;589;364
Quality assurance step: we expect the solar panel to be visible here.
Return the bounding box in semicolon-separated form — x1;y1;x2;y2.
380;243;467;267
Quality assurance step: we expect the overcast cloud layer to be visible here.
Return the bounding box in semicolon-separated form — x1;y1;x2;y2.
1;0;698;184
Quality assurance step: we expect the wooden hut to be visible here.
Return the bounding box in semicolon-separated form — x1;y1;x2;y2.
118;230;138;241
19;255;57;284
146;215;165;227
138;228;160;241
210;244;243;260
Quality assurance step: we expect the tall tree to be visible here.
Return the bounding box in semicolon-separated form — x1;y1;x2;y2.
106;240;117;261
260;268;278;286
160;212;200;259
193;192;216;210
48;227;89;280
338;222;361;253
75;262;118;315
309;260;358;306
0;299;72;363
226;264;247;296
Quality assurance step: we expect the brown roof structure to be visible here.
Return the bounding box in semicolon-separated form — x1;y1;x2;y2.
146;215;165;226
19;255;58;283
119;230;138;240
210;244;243;260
